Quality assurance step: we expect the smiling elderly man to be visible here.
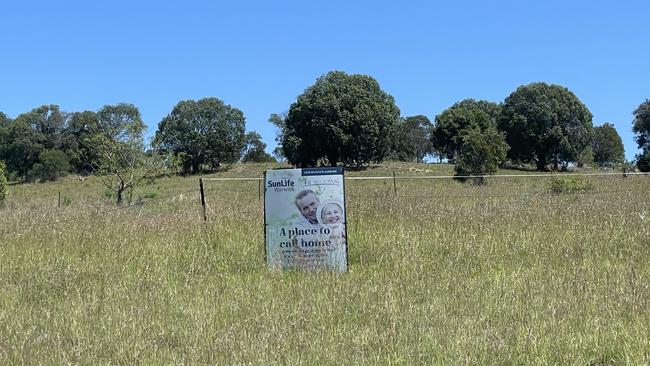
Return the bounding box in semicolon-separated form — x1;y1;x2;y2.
294;189;319;225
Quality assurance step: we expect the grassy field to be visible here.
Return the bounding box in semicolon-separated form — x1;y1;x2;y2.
1;162;649;364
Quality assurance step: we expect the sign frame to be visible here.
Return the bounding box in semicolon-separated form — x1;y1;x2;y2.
263;167;348;272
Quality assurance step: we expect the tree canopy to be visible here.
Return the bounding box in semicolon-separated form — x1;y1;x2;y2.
90;104;161;205
242;131;275;162
592;123;625;167
66;111;102;173
0;118;43;177
633;99;650;150
454;128;509;185
499;82;593;170
388;115;434;162
632;99;650;172
433;99;500;160
14;104;67;150
0;112;9;125
30;149;71;181
281;71;400;167
154;97;246;174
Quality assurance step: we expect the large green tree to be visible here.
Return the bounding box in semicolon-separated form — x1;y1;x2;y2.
388;115;434;162
281;71;400;167
14;104;68;150
592;123;625;167
499;83;593;171
632;99;650;172
0;118;43;178
433;99;501;161
0;106;93;178
154;97;246;174
632;99;650;150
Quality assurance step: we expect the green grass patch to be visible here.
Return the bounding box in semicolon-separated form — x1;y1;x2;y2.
0;162;648;364
548;175;595;195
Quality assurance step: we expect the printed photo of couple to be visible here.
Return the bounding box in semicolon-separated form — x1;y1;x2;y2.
294;189;344;227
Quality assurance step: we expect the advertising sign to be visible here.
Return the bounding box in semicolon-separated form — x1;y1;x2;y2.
264;167;347;272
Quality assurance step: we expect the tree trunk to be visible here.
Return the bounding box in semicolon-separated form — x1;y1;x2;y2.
536;156;547;171
116;181;125;205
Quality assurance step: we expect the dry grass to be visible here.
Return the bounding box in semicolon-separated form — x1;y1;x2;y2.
1;162;649;364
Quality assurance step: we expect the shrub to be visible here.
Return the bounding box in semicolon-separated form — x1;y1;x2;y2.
144;191;158;199
548;176;594;195
30;149;70;181
454;128;509;185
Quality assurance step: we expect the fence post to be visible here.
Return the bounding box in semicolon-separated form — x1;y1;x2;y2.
199;178;207;221
58;191;61;208
258;178;261;201
393;171;397;195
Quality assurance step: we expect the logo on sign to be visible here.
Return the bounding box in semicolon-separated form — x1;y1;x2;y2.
267;175;295;192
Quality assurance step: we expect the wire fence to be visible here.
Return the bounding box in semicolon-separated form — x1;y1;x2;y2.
3;171;648;232
189;172;650;223
196;171;650;218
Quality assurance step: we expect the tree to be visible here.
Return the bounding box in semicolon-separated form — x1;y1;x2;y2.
154;97;246;174
268;112;288;160
433;99;501;161
0;119;43;178
454;128;509;185
65;110;102;173
632;99;650;151
241;132;275;162
576;145;595;168
637;150;650;172
90;103;160;205
499;83;593;171
0;112;9;126
30;149;71;181
592;123;625;167
632;99;650;172
388;115;434;162
281;71;400;167
14;104;68;150
5;105;95;177
272;146;285;162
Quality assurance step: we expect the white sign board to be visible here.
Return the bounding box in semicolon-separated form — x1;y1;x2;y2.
264;167;348;271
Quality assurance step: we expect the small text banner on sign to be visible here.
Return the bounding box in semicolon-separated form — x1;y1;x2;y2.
264;167;348;272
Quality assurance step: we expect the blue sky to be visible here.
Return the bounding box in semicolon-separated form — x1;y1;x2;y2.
1;0;648;160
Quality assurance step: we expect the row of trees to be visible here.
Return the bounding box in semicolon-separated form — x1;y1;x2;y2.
0;100;275;182
272;73;636;173
0;100;275;203
1;71;648;196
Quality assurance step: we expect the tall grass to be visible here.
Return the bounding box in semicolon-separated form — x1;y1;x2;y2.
0;163;649;364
